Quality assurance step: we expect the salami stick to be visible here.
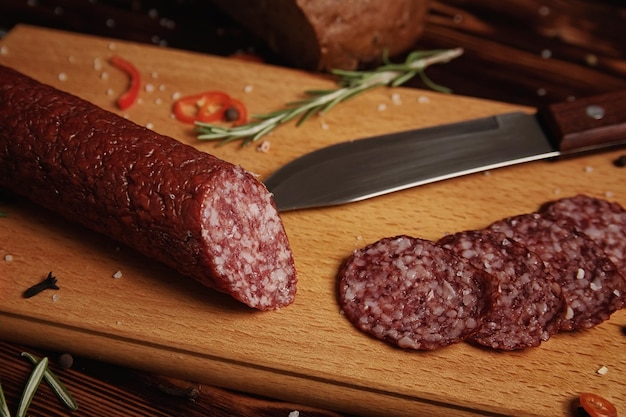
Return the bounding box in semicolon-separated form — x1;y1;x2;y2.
0;65;297;310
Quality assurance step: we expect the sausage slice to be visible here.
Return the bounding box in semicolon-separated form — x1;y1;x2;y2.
338;235;493;350
439;229;564;350
488;213;625;330
541;194;626;276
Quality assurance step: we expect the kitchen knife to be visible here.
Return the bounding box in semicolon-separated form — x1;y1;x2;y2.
265;90;626;212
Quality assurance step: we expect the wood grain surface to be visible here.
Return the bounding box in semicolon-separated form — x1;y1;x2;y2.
0;341;346;417
0;25;625;417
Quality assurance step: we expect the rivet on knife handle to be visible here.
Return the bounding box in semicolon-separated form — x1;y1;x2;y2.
538;90;626;153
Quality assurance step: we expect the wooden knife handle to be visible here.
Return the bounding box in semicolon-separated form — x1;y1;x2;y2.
537;90;626;153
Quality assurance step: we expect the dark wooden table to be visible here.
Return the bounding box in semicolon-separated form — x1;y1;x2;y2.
0;1;625;416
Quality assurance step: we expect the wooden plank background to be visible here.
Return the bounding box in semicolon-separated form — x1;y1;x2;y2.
0;0;625;108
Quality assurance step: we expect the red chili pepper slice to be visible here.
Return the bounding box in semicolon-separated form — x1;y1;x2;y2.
172;93;204;124
173;91;231;124
109;55;141;110
172;91;247;125
579;393;618;417
196;92;233;123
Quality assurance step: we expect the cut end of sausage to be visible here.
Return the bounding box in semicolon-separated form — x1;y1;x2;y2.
201;167;297;310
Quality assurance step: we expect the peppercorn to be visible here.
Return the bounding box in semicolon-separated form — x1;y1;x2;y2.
223;106;240;122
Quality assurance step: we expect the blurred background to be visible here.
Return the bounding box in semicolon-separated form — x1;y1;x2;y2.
0;0;625;108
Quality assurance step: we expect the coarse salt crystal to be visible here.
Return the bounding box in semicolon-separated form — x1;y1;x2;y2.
576;268;585;279
172;91;181;100
391;93;402;105
108;42;116;50
100;71;109;80
106;88;114;96
94;58;102;71
0;45;8;55
596;365;608;376
145;83;155;93
159;84;166;91
417;95;430;104
377;103;387;112
52;293;60;302
4;254;13;262
320;120;329;130
256;141;271;153
151;71;159;79
112;270;123;279
288;412;300;417
146;122;154;129
154;98;163;105
244;85;254;93
58;72;68;81
605;191;614;198
584;166;594;173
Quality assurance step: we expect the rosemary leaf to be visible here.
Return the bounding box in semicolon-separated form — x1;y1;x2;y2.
390;70;418;88
16;357;47;417
195;47;463;146
20;353;78;411
418;70;451;94
250;123;278;143
296;106;321;127
0;382;10;417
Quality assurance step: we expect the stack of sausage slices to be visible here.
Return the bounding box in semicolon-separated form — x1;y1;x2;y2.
338;194;626;351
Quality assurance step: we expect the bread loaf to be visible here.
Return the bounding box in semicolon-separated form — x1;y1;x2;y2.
212;0;430;70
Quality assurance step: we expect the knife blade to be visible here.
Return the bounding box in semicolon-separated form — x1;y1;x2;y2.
265;90;626;212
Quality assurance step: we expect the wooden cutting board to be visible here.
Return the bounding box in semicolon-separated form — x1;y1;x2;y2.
1;25;624;417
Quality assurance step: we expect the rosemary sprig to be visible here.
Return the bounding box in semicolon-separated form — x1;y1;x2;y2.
0;353;79;417
21;353;78;411
196;48;463;146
